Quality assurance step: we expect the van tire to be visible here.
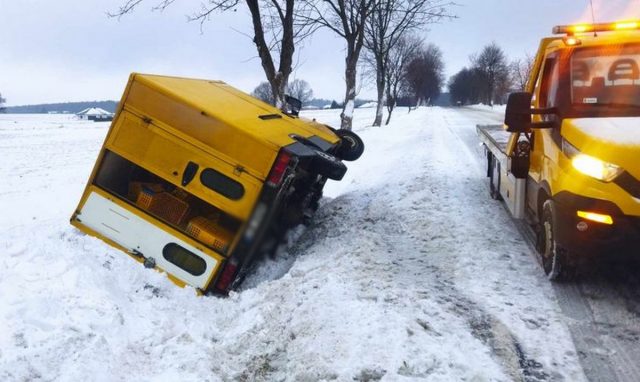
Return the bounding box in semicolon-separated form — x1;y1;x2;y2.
539;200;575;281
313;150;347;181
335;129;364;161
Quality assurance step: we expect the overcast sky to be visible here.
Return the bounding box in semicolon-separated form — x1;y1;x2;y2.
2;0;639;105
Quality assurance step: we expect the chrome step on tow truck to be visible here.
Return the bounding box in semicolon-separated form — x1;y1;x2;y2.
478;21;640;280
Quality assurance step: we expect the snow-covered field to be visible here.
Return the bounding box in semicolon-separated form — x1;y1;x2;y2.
0;109;586;381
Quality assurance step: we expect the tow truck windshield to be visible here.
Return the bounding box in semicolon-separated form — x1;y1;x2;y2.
571;44;640;108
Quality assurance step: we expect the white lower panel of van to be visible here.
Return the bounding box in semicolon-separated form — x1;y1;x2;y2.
79;191;217;289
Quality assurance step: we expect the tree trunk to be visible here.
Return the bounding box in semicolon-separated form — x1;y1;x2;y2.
372;57;385;126
274;0;295;110
270;73;288;109
246;0;294;110
385;82;395;125
341;53;359;130
385;101;394;125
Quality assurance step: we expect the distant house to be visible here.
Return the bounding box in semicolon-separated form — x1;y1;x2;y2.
357;101;377;108
76;107;114;122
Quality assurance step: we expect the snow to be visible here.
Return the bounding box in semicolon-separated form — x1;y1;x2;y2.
0;109;585;381
468;104;507;113
572;117;640;146
343;99;355;120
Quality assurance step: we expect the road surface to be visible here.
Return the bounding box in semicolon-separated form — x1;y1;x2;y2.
448;105;640;382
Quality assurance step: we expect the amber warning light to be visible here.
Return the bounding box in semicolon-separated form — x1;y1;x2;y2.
553;20;640;35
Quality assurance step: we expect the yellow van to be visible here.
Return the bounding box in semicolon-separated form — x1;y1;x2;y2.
70;74;364;294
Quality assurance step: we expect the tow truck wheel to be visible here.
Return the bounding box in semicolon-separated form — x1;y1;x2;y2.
540;200;575;281
335;129;364;161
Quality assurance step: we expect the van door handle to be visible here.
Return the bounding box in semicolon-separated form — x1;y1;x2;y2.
182;161;199;186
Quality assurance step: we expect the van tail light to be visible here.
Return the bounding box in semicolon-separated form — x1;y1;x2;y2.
215;260;238;292
267;150;292;186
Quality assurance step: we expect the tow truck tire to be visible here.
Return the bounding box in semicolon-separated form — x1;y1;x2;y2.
313;150;347;181
335;129;365;161
540;200;576;281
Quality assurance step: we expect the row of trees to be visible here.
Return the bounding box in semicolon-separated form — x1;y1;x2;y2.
253;38;446;125
110;0;454;129
448;43;533;106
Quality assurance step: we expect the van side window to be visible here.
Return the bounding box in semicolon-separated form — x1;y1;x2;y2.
200;169;245;200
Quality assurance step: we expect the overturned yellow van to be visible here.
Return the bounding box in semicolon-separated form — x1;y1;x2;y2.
70;73;364;294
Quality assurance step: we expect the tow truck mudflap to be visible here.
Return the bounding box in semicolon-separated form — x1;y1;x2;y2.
485;145;526;219
501;172;526;219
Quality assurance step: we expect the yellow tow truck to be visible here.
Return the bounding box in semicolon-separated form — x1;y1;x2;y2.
70;74;363;294
478;21;640;279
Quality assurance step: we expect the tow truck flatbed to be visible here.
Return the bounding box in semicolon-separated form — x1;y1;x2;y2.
476;124;510;156
477;124;526;219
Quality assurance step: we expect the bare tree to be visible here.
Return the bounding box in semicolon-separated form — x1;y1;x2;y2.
405;43;445;106
509;53;534;91
300;0;376;130
252;81;276;104
0;93;6;113
110;0;315;109
384;34;422;124
287;79;314;104
471;42;510;105
365;0;452;126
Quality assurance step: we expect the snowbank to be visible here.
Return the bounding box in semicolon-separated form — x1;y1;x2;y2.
0;109;584;381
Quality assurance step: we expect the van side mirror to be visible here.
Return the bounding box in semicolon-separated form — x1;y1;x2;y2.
505;92;556;132
285;95;302;116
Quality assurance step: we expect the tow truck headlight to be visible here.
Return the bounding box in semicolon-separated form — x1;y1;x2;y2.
562;139;624;182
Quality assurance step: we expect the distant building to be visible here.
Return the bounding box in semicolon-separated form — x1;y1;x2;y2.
357;101;377;108
76;107;114;122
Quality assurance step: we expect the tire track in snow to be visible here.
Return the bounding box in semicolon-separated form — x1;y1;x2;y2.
273;108;580;380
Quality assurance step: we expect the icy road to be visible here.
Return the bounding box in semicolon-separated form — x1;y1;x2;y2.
0;107;639;381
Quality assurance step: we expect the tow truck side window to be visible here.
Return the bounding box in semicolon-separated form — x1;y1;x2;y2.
538;54;560;108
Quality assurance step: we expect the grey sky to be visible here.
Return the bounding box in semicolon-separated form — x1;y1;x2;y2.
1;0;639;105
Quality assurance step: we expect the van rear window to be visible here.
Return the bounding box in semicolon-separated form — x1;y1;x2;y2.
200;169;244;200
162;243;206;276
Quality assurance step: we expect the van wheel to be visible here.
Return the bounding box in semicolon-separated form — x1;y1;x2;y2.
539;200;575;281
335;129;364;161
313;150;347;181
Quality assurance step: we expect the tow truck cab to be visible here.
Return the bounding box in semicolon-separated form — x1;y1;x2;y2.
70;74;363;294
481;22;640;279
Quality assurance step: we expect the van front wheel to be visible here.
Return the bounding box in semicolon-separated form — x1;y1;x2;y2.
335;129;364;161
540;200;576;281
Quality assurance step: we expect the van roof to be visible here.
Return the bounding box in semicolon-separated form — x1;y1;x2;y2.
119;74;339;179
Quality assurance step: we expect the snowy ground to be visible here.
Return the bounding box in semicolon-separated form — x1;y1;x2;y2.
0;108;589;381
